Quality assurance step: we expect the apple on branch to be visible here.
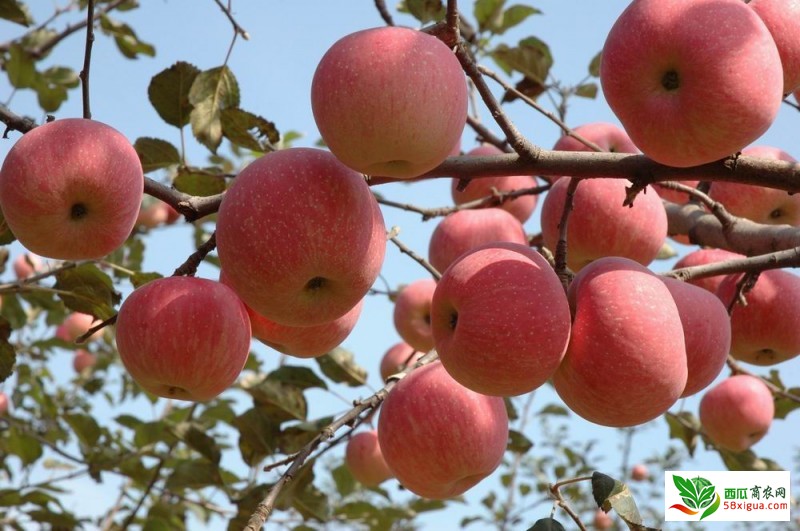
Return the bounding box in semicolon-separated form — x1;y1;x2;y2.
216;148;386;327
378;362;508;499
671;248;745;294
0;118;144;260
392;278;436;353
344;430;393;488
311;26;467;179
115;276;251;401
601;0;783;167
379;342;423;382
700;374;775;452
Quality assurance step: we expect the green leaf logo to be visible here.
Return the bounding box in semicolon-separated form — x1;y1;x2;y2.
670;475;720;520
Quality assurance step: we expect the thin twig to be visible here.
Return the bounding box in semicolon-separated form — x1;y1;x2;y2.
172;232;217;277
213;0;250;40
373;0;394;25
549;476;593;531
666;246;800;284
79;0;95;119
726;355;800;405
554;178;579;291
387;228;441;280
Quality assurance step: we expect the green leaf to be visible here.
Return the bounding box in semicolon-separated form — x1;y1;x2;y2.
592;471;649;528
398;0;446;23
165;460;221;490
247;379;307;423
33;77;68;112
134;420;179;448
527;517;566;531
716;447;784;472
173;169;226;197
131;272;163;289
134;137;181;173
5;426;43;466
41;66;79;87
666;411;700;457
537;403;569;416
0;0;31;26
6;45;37;88
498;5;541;33
331;463;356;497
774;387;800;419
491;36;553;85
189;66;240;153
148;61;200;128
507;429;533;454
64;413;101;447
0;316;15;383
220;108;279;152
504;397;519;421
275;459;329;521
574;82;598;99
99;14;156;59
314;348;367;387
54;263;120;320
173;422;221;465
268;365;328;391
232;408;280;466
276;417;333;454
588;51;602;77
474;0;505;32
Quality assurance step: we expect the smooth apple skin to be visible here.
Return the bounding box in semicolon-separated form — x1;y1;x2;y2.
73;349;97;373
344;430;393;487
378;362;508;499
672;248;745;294
115;277;252;402
553;257;687;427
56;312;104;343
661;277;731;398
601;0;783;168
716;269;800;365
0;118;144;259
699;374;775;452
540;177;667;271
428;208;528;274
451;144;539;223
431;243;571;397
392;278;436;353
311;26;467;179
709;146;800;225
216;148;386;327
749;0;800;93
379;342;423;382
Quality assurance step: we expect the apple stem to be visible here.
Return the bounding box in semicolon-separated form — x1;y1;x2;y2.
78;0;95;120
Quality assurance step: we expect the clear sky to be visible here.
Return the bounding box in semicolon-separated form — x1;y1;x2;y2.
1;1;799;529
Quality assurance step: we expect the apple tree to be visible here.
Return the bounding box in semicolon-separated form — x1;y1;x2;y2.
0;1;799;530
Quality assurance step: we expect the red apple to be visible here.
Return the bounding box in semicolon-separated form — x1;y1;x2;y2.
378;362;508;499
552;122;638;154
12;253;42;280
0;118;144;259
216;148;386;326
601;0;783;167
431;243;571;397
716;269;800;365
593;508;613;529
540;177;667;271
379;342;423;382
553;257;687;427
672;248;745;294
0;392;8;415
115;276;251;401
393;278;436;353
311;26;467;179
709;146;800;225
630;464;649;482
345;430;393;487
451;144;539;223
428;208;528;274
749;0;800;93
73;349;97;373
56;312;104;343
699;374;774;452
661;277;731;398
136;200;171;229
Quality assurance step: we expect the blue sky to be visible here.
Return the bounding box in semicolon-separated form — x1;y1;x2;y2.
1;1;799;529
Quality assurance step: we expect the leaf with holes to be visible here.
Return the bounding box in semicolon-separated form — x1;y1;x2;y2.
221;108;279;152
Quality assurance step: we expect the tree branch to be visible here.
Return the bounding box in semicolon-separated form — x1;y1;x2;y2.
387;228;441;280
213;0;250;40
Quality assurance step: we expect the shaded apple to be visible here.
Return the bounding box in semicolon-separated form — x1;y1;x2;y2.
216;148;386;326
73;349;97;373
13;253;41;280
56;312;104;343
716;269;800;365
671;248;745;294
393;278;436;353
378;362;508;499
0;392;8;416
630;464;649;482
0;118;144;259
428;208;528;274
451;144;539;223
379;342;423;382
661;277;731;398
431;243;571;396
344;430;393;487
115;276;251;401
553;257;687;427
699;374;774;452
311;26;467;179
